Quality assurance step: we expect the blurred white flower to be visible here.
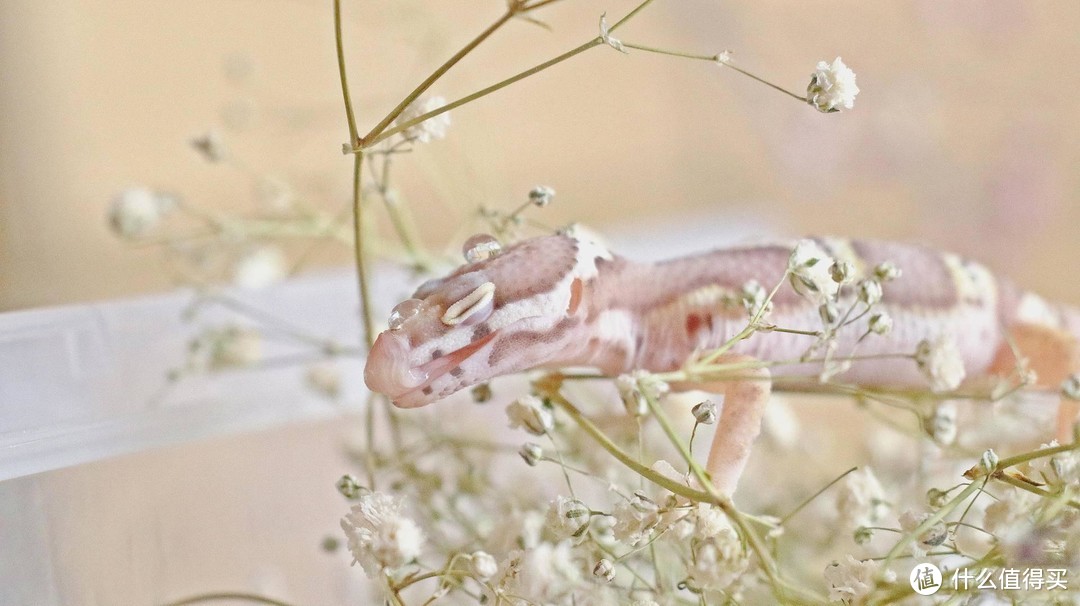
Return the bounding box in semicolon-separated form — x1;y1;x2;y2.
823;555;893;603
836;467;889;532
396;95;451;143
496;541;581;602
611;500;659;546
789;240;839;303
915;334;967;392
868;312;893;336
692;503;732;540
898;510;948;557
469;550;498;580
689;530;747;591
233;247;286;290
506;395;554;435
616;371;668;416
340;492;425;578
741;279;771;317
928;401;958;446
529;185;556;207
858;279;883;306
108;187;174;238
807;57;859;113
194;325;262;370
544;496;590;540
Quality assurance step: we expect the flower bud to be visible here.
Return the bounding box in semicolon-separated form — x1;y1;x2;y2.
868;312;893;336
691;400;718;425
874;261;902;282
519;442;543;466
858;279;883;306
593;558;616;583
470;551;498;580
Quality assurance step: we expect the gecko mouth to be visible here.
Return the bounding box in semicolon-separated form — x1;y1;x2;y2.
373;326;498;406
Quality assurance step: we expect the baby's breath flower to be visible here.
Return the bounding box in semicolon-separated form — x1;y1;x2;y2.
823;555;893;603
615;371;668;416
469;551;498;581
689;531;748;591
507;395;554;435
611;499;659;546
692;399;718;425
830;260;854;285
692;503;731;539
593;558;616;583
874;261;902;282
529;185;555;207
819;301;840;325
190;130;227;162
837;467;889;532
741;279;771;318
340;492;425;578
915;334;967;392
336;474;363;499
196;325;262;370
396;95;451;143
928;401;958;446
857;279;883;306
233;246;286;290
108;187;175;238
806;57;859;113
868;312;893;336
545;496;590;540
788;240;839;303
519;442;543;467
496;542;581;602
898;510;948;557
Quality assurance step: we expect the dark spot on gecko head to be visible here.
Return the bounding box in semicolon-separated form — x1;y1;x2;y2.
431;349;444;361
422;386;433;396
450;366;464;377
472;323;491;340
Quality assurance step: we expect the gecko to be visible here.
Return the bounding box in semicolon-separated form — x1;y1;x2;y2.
365;232;1079;410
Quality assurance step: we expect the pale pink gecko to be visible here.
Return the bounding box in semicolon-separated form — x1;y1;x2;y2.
366;233;1078;404
364;233;1079;490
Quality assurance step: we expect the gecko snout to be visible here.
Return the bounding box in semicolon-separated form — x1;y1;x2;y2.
365;331;426;401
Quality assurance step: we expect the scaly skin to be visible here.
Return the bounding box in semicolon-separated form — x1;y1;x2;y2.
364;233;1080;409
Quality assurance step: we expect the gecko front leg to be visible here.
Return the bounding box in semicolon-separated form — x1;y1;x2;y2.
674;355;773;498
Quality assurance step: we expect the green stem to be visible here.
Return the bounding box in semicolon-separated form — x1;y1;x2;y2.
360;9;517;145
881;479;985;574
367;39;602;148
353;152;375;348
997;441;1079;469
333;0;359;143
621;41;718;62
720;61;807;104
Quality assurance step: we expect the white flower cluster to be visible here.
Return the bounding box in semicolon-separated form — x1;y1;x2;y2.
340;492;425;578
836;467;889;533
506;395;554;435
232;246;286;290
108;187;175;238
824;555;894;602
915;334;967;392
806;57;859;113
396;95;451;143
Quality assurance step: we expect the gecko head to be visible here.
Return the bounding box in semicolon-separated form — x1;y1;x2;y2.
364;231;610;408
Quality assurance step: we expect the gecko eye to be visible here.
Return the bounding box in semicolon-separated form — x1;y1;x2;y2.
441;282;495;326
388;298;423;330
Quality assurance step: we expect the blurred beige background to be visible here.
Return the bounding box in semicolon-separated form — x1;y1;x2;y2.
1;0;1079;311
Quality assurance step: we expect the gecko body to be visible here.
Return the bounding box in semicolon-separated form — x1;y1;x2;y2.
365;233;1080;409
